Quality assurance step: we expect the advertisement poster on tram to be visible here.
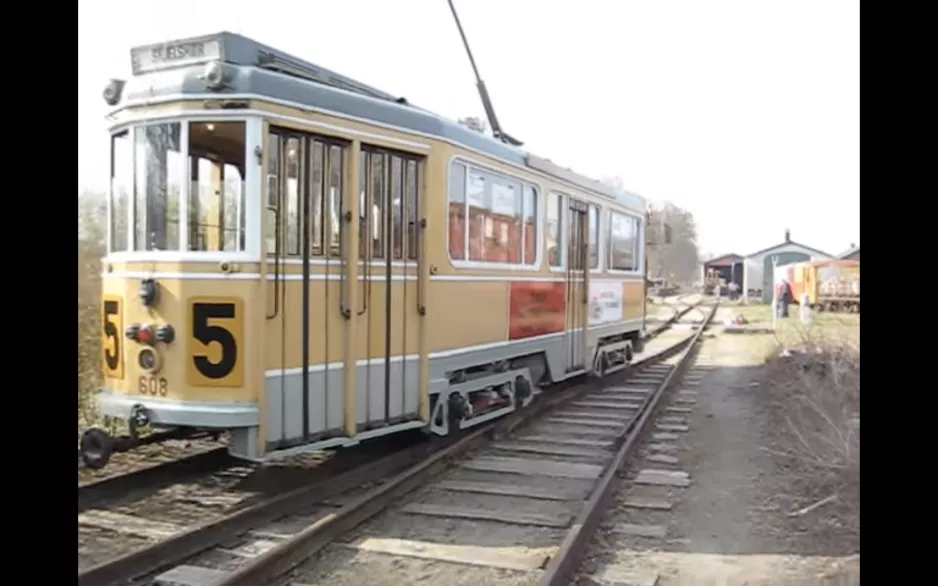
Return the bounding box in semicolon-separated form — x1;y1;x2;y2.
508;282;566;340
589;281;623;326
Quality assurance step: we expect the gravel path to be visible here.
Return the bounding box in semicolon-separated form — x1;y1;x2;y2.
578;309;860;585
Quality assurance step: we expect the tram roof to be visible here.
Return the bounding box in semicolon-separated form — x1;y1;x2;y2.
124;32;646;211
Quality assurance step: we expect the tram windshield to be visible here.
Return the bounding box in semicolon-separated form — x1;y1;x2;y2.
109;120;246;253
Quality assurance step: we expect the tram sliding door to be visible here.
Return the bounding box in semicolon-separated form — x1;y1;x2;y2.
565;199;590;372
266;128;348;447
354;147;425;430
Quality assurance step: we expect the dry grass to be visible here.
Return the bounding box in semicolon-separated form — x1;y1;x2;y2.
733;303;860;346
735;302;859;326
78;240;104;434
758;325;860;523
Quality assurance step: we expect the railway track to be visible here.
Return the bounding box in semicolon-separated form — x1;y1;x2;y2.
77;296;704;586
571;311;724;586
79;297;707;586
79;446;233;514
77;292;691;508
77;426;444;582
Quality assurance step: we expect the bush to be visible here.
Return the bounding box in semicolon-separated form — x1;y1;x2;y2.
760;328;860;516
78;240;104;432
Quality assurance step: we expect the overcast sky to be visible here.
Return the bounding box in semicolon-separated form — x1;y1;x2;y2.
78;0;859;256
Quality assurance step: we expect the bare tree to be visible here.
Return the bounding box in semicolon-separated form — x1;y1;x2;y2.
78;191;107;247
647;201;700;283
601;177;700;284
78;191;106;428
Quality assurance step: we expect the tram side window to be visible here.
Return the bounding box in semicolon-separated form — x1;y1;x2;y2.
390;156;404;259
383;154;420;261
447;160;538;265
308;141;325;256
588;205;600;269
359;151;386;259
469;174;521;262
134;123;183;250
327;145;343;256
467;173;488;262
448;162;467;260
285;137;302;256
265;134;280;256
360;149;420;261
305;140;344;257
522;185;537;264
609;211;640;271
405;160;419;260
109;131;132;252
372;153;386;259
546;192;563;267
265;134;347;258
188;121;246;252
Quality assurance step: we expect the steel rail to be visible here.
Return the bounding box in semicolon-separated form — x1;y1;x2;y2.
538;301;718;586
214;300;710;586
79;436;436;586
78;447;232;514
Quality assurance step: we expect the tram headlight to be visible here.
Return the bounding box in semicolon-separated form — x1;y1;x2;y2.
155;325;176;344
103;79;125;106
137;346;163;374
203;61;231;91
139;278;159;307
135;324;155;345
126;322;174;345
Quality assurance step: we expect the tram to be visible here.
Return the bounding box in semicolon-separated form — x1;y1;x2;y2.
81;32;653;468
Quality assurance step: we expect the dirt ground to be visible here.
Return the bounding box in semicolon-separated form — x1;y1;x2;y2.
579;310;860;585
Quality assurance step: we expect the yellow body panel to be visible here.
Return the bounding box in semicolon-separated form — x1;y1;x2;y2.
100;275;260;404
426;281;510;352
100;97;647;458
622;281;645;320
262;276;432;370
253;102;432;157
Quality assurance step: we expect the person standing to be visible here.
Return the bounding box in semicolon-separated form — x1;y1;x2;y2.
776;279;793;318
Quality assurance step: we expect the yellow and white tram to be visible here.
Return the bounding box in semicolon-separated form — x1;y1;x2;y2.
83;32;652;468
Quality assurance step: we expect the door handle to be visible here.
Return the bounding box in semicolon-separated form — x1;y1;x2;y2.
416;218;427;316
357;219;370;316
339;210;352;319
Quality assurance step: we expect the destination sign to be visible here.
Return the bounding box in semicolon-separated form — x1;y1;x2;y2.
131;36;223;75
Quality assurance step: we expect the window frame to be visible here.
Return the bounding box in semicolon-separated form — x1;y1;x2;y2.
188;120;249;254
546;191;605;275
358;146;423;263
133;121;184;252
108;129;132;253
587;202;603;273
266;139;423;269
446;155;542;270
546;190;566;272
606;208;645;275
104;115;262;263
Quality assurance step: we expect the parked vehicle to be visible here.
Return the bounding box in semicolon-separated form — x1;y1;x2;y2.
786;260;860;313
